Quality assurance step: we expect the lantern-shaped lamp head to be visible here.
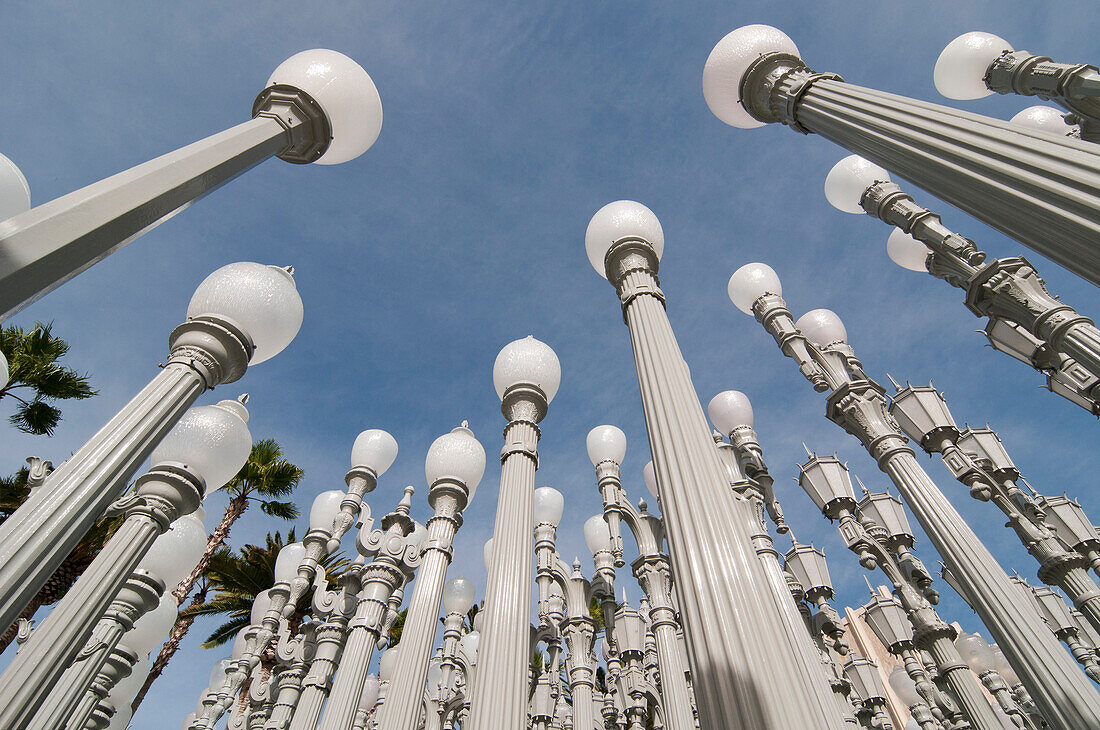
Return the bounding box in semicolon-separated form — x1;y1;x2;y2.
1031;586;1076;632
1038;495;1099;550
798;454;857;519
857;491;914;551
887;383;959;450
784;543;833;601
843;654;887;703
956;427;1018;481
863;593;913;653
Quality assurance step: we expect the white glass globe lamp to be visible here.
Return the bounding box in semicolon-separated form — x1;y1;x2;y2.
707;390;754;435
274;542;306;583
728;262;782;315
583;514;614;555
795;309;848;347
703;25;800;128
125;593;179;655
350;429;399;474
0;152;30;222
442;576;477;615
585;200;664;278
1010;105;1078;135
139;514;208;587
533;486;565;527
643;461;658;499
935;32;1014;100
586;425;626;466
887;229;932;272
309;490;346;533
493;336;561;403
425;422;487;497
150;399;252;492
825;155;891;214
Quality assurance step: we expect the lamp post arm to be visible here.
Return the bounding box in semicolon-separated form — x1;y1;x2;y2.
753;294;845;391
985;50;1100;141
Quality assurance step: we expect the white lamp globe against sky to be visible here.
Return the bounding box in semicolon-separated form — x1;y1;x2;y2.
350;429;399;474
533;486;565;527
643;461;658;499
1010;106;1078;136
442;576;477;615
150;399;252;492
274;542;307;583
584;200;664;278
825;155;891;215
266;49;383;165
125;592;179;655
0;152;30;222
493;335;561;403
424;422;487;497
139;514;208;587
309;490;346;532
886;228;932;272
702;25;800;129
187;262;304;365
934;32;1013;100
586;425;626;467
583;514;614;554
707;390;754;435
796;308;849;347
727;262;782;315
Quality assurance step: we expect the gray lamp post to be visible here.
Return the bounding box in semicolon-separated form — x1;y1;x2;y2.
379;423;485;729
889;382;1100;635
728;260;1100;729
0;49;382;320
0;397;250;729
264;619;320;730
954;632;1037;728
586;200;846;729
0;261;302;634
703;25;1100;286
466;335;560;730
934;32;1100;142
824;156;1100;415
1033;495;1100;576
1020;579;1100;681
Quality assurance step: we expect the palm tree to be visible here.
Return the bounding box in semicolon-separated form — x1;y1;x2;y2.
130;440;303;710
0;322;95;435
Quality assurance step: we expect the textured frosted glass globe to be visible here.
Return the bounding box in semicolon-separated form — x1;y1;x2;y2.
825;155;891;214
888;666;922;706
266;50;383;165
231;628;249;660
139;514;208;586
703;25;800;129
310;490;346;532
250;589;273;626
442;576;476;614
991;646;1019;685
379;647;399;681
493;336;561;403
586;425;627;466
109;653;149;708
151;399;252;491
583;514;614;554
887;228;932;272
425;423;487;496
126;593;178;654
358;674;380;711
533;486;565;527
643;461;658;499
727;262;782;315
459;630;480;664
209;658;232;689
955;631;997;673
274;542;306;583
0;349;8;390
482;538;494;572
0;153;29;223
707;390;754;434
585;200;665;279
796;309;848;347
350;429;398;473
1010;105;1078;135
187;262;304;365
934;32;1013;100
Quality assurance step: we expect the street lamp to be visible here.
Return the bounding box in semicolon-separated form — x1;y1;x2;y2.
1010;105;1081;136
587;200;846;728
0;49;382;320
703;25;1100;286
842;655;892;730
379;422;485;729
729;259;1100;729
955;631;1033;726
0;261;301;636
467;335;560;730
0;396;250;729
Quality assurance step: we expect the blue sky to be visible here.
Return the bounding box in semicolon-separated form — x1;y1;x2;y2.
1;1;1098;725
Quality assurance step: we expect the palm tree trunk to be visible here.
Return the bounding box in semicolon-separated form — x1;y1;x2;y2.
130;495;249;714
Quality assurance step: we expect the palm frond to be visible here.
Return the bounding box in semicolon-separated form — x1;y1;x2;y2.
259;500;299;520
10;400;62;436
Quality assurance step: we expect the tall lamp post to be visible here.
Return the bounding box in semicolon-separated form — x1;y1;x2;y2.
586;200;846;729
0;261;302;634
726;260;1100;729
0;49;382;320
466;335;560;730
379;422;486;729
703;25;1100;286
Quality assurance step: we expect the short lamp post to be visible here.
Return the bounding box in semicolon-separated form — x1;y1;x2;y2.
703;25;1100;286
467;336;560;730
0;261;302;635
728;259;1100;730
0;50;382;319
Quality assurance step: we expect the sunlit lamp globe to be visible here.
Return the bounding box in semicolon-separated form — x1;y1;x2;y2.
209;658;233;689
493;335;561;403
350;428;399;474
187;262;304;365
379;647;399;681
188;505;207;526
425;423;487;497
586;425;627;467
934;32;1014;100
108;653;149;710
583;514;614;554
643;461;659;499
533;486;565;527
825;155;891;214
795;308;848;347
585;200;665;279
250;589;274;626
708;390;754;435
357;674;380;711
310;490;346;533
1010;105;1078;136
151;399;252;492
727;262;782;315
887;228;932;272
955;631;997;673
0;153;30;223
231;628;250;660
991;645;1020;685
274;542;307;583
266;49;383;165
442;576;477;615
703;25;800;129
460;630;480;664
482;538;494;572
888;666;922;706
125;593;178;655
139;514;208;587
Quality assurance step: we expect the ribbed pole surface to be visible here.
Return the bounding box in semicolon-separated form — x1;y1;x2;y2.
264;665;306;730
288;624;346;730
378;500;459;729
0;363;203;630
882;451;1100;729
27;620;126;730
465;421;538;730
621;270;845;729
637;571;695;730
924;634;1002;730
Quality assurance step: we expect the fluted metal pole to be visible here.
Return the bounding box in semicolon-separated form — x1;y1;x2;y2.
599;236;845;729
465;387;546;730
